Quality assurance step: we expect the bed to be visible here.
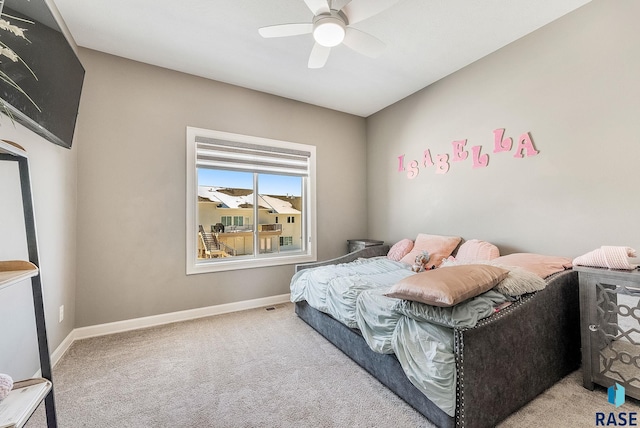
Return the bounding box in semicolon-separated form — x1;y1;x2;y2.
290;239;581;428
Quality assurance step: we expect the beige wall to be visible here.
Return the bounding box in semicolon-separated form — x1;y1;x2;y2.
367;0;640;258
0;120;77;378
74;48;367;327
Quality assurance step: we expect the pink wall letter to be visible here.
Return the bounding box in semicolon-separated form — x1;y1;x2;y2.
493;128;513;153
407;160;419;179
422;149;434;167
452;140;469;162
397;154;405;172
435;154;450;174
513;133;539;158
471;145;489;168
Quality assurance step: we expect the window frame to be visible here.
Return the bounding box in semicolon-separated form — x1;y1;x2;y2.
186;127;317;274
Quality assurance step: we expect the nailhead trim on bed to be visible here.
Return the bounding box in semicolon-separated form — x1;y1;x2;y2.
452;269;572;427
454;329;465;427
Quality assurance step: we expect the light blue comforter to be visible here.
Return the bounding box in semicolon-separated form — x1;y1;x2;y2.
290;257;509;416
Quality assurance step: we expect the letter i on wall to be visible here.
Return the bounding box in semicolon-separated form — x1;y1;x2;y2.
398;154;406;171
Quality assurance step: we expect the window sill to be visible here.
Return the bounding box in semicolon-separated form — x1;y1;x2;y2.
187;253;317;274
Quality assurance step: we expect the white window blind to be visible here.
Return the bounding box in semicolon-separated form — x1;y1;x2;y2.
195;136;311;177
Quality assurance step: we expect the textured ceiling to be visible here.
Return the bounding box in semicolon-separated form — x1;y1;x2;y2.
52;0;591;117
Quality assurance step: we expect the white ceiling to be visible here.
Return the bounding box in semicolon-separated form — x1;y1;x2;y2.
52;0;591;117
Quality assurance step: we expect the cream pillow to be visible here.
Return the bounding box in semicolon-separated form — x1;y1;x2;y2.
385;264;509;307
399;233;462;268
492;265;547;296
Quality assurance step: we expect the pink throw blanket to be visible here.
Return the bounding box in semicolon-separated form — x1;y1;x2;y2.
573;246;637;270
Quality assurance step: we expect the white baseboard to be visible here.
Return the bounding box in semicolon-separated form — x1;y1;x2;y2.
50;329;75;367
49;294;291;367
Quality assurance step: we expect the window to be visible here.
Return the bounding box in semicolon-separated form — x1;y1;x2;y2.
220;216;243;227
186;127;317;274
280;236;293;246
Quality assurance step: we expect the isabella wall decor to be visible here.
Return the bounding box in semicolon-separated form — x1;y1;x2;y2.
397;128;539;179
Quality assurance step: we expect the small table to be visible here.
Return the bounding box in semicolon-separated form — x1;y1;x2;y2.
346;239;384;254
575;266;640;400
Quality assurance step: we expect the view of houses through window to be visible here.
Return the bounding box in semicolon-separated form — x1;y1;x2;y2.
197;170;304;259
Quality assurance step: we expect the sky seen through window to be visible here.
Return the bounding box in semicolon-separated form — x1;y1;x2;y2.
198;169;302;197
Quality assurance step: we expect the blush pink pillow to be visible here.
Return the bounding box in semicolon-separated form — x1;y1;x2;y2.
492;253;573;278
399;233;462;268
385;264;509;307
455;239;500;262
387;239;414;261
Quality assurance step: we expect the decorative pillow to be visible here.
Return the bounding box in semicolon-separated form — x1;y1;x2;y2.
492;265;547;296
387;238;414;261
455;239;500;261
491;253;572;278
384;264;509;307
399;233;462;268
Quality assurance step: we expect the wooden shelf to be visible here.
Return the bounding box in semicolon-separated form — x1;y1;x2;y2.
0;261;38;291
0;140;27;158
0;378;52;428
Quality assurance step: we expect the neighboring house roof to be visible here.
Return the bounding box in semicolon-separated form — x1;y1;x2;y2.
198;187;245;208
259;194;300;215
198;186;300;214
198;187;223;204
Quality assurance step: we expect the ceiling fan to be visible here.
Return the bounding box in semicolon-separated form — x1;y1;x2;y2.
258;0;401;69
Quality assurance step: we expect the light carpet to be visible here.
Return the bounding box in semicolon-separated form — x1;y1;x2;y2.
25;303;639;427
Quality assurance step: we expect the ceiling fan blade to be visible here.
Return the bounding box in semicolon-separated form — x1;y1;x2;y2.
258;23;313;38
308;43;331;68
343;27;385;58
341;0;401;25
304;0;330;15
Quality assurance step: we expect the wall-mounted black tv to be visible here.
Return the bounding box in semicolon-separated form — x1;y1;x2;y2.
0;0;84;149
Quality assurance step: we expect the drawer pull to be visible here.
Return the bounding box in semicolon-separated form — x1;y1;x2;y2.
589;324;599;332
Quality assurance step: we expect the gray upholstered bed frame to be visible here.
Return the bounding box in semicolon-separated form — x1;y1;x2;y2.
294;246;581;428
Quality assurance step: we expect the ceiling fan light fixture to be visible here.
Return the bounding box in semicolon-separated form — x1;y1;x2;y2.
313;16;346;47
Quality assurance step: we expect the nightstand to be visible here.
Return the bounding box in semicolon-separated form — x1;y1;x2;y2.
575;266;640;400
347;239;384;254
